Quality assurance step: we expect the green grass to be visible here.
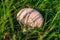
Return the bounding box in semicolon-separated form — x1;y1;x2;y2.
0;0;60;40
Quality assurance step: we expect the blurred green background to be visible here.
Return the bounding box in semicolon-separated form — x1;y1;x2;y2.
0;0;60;40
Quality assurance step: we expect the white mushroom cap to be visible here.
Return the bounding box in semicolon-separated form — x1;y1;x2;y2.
17;8;43;29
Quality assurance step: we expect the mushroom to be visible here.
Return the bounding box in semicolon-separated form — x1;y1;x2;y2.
17;8;43;34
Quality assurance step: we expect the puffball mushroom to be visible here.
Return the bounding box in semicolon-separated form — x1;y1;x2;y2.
17;8;43;34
